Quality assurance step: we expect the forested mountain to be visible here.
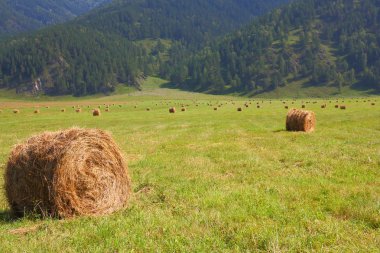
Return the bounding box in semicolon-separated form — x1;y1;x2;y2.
78;0;288;47
178;0;380;94
0;0;110;36
0;0;288;96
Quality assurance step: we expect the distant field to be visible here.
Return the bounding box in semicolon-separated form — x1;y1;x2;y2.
0;81;379;252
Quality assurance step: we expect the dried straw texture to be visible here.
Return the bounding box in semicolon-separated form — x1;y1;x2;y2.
286;109;316;132
5;128;131;218
93;109;101;116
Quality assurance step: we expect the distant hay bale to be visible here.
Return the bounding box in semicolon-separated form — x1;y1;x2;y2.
5;128;131;218
93;109;101;116
169;107;176;113
76;108;81;113
214;107;218;111
34;110;40;114
321;104;326;109
237;107;242;112
371;103;375;106
61;109;66;112
13;109;20;114
146;108;151;111
286;109;316;132
105;108;110;112
301;105;306;108
335;105;339;108
181;108;186;112
340;105;346;110
284;106;289;109
257;105;260;109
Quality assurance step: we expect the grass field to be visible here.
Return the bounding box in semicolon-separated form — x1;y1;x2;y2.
0;80;379;252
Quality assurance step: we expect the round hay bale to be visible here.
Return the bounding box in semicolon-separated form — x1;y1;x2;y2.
105;108;110;112
61;109;66;112
34;110;40;114
181;108;186;112
214;107;218;111
169;107;176;113
371;103;375;106
237;107;242;112
321;105;326;109
335;105;339;108
301;105;306;109
257;105;260;109
93;109;101;116
340;105;346;110
286;109;316;132
146;108;151;111
13;109;20;114
284;106;289;109
76;108;81;113
5;128;131;218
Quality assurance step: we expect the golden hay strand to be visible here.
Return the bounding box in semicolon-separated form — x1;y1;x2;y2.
286;109;316;132
5;128;131;218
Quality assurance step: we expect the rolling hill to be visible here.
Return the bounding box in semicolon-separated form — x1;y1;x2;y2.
0;0;288;96
0;0;110;36
178;0;380;96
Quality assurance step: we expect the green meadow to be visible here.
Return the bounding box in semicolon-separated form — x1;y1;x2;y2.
0;79;379;252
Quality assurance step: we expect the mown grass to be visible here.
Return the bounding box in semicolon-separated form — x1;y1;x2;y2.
0;86;379;252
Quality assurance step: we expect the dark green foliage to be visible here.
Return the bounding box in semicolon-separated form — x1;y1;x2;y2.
0;0;110;36
79;0;287;47
0;26;144;96
182;0;380;93
0;0;287;96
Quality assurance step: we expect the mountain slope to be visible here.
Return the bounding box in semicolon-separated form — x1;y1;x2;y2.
78;0;288;46
0;0;288;96
180;0;380;95
0;0;110;36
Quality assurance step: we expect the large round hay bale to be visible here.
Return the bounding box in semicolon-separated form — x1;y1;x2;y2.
5;128;131;218
286;109;316;132
93;109;101;116
169;107;176;113
13;109;20;114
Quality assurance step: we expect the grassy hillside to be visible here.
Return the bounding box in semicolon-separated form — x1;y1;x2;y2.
0;0;289;97
0;88;379;251
181;0;380;96
0;0;110;36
